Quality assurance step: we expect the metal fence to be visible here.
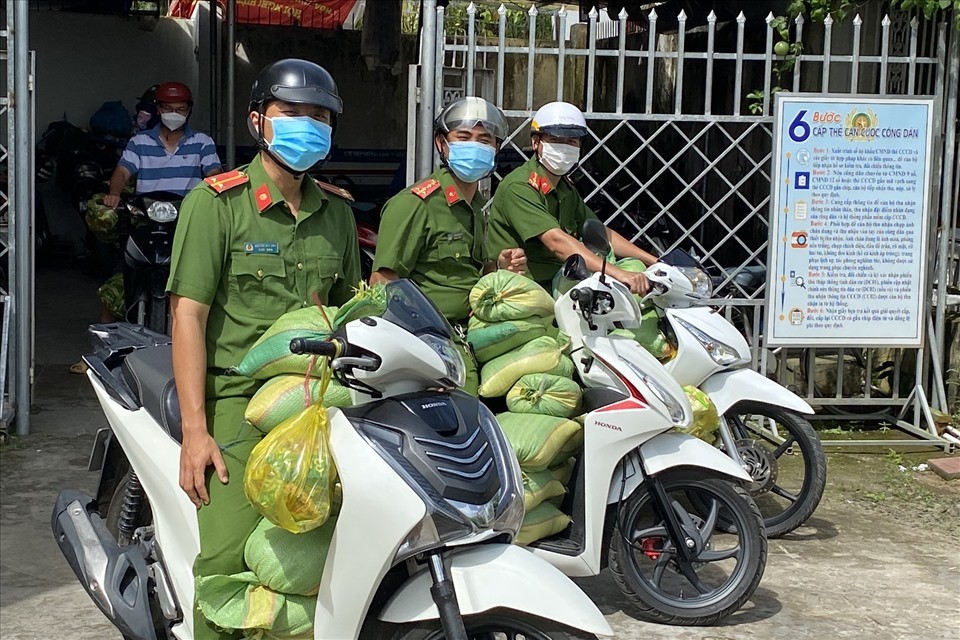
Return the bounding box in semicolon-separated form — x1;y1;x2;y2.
414;1;959;447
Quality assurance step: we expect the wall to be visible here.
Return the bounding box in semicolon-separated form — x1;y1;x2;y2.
223;25;415;151
29;9;201;136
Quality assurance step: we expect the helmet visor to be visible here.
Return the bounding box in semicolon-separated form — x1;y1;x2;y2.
536;124;589;138
439;98;508;139
269;84;343;114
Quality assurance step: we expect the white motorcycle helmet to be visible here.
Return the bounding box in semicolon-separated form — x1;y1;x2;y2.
531;101;589;139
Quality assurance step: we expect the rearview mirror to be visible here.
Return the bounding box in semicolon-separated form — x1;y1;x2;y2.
562;254;590;281
581;219;610;258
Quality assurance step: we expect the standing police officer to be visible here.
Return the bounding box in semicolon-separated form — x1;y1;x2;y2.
166;59;360;640
370;97;525;395
487;101;657;293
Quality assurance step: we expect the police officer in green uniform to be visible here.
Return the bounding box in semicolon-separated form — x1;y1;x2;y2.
487;101;657;294
166;59;360;640
370;97;526;395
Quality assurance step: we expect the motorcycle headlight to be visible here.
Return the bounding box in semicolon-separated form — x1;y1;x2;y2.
678;266;713;299
146;201;178;223
420;335;466;388
675;316;746;366
618;356;690;425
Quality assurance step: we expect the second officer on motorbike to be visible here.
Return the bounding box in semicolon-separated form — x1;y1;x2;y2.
166;59;360;640
370;97;525;395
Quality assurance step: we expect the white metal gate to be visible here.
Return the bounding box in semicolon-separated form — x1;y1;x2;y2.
411;1;960;447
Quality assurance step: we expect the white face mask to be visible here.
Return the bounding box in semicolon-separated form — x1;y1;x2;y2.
539;141;580;175
160;112;187;130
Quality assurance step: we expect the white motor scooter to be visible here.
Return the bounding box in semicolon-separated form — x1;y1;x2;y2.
52;280;612;640
530;222;767;627
641;250;827;537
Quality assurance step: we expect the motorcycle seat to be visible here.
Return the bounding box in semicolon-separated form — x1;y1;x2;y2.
121;345;183;444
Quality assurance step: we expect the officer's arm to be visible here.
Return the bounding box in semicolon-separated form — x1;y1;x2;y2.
370;268;399;284
170;295;209;437
609;228;658;266
539;227;609;272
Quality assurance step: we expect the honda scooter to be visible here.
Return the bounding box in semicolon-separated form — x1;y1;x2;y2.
642;250;826;537
533;221;767;626
52;280;612;640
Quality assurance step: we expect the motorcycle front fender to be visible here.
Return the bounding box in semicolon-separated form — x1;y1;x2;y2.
378;544;612;637
701;368;815;416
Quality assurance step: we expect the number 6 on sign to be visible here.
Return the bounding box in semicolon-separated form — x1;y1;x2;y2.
789;110;811;142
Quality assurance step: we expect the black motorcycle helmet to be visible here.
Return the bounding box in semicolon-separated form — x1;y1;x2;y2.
248;59;343;173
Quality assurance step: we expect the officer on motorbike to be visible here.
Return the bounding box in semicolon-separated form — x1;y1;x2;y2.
370;97;526;395
166;59;360;640
487;101;658;294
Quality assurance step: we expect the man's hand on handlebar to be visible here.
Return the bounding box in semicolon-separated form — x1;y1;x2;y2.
608;265;651;295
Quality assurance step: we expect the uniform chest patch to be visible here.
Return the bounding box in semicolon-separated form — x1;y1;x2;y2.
243;241;280;255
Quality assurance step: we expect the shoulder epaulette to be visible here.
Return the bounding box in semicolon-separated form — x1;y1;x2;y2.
410;178;441;200
315;180;354;202
526;170;552;195
204;169;249;194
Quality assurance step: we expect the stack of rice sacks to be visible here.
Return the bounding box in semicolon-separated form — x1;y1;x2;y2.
194;286;387;640
468;272;582;545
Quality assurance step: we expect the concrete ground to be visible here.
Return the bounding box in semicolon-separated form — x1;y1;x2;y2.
1;189;959;638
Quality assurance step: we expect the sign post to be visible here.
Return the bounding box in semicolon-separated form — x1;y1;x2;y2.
766;94;945;447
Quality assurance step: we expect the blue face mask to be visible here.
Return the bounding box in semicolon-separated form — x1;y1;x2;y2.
264;115;332;172
446;141;496;182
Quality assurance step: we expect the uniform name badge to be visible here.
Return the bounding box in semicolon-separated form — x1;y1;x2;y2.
244;241;280;255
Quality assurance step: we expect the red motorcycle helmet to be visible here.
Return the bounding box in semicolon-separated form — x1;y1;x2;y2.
156;82;193;105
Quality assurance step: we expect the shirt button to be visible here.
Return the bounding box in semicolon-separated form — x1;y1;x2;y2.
256;269;264;278
297;262;304;270
455;252;461;258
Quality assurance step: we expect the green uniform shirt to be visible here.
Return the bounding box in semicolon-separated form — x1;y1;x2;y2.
487;156;598;286
372;167;487;322
167;154;361;398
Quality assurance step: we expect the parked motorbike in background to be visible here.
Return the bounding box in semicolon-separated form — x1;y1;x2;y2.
119;192;182;335
641;249;826;537
52;281;612;640
536;219;767;626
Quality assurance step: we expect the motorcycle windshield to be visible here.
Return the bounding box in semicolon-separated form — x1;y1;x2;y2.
382;280;456;340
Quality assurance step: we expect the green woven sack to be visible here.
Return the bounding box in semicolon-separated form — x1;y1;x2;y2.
245;376;352;433
195;572;315;638
609;323;674;361
98;272;125;319
244;516;337;596
234;306;338;379
469;271;555;322
550;457;576;486
522;468;566;512
611;258;674;360
332;282;388;328
467;317;549;364
516;502;571;546
496;412;583;472
478;336;563;398
506;374;582;418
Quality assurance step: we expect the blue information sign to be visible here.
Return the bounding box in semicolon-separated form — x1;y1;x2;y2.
765;95;935;347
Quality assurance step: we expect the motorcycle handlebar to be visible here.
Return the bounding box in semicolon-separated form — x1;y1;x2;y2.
289;338;341;357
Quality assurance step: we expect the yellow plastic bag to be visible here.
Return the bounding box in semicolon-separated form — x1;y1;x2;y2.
244;364;337;534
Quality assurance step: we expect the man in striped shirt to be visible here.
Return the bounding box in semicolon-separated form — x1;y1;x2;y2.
103;82;221;207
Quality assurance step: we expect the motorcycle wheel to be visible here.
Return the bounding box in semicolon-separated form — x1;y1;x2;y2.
724;402;826;538
389;611;597;640
607;471;766;626
105;471;153;543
